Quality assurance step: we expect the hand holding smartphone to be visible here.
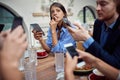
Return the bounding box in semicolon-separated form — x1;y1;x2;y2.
30;23;45;36
64;43;79;58
62;17;72;27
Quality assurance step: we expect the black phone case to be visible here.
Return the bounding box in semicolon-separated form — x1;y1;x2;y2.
11;17;23;31
30;23;45;36
66;46;79;58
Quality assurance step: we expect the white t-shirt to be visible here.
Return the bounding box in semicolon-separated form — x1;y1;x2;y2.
117;72;120;80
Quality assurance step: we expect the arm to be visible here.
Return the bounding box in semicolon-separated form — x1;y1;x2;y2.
49;17;58;46
32;30;50;53
67;21;120;69
77;49;119;80
86;40;120;69
0;26;28;80
65;53;78;80
86;19;120;68
93;58;119;80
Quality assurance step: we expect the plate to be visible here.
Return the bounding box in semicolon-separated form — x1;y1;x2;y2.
73;61;94;76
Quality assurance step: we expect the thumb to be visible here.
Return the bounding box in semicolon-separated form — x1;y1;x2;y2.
67;27;76;33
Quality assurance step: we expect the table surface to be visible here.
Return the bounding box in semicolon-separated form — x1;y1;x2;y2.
36;54;88;80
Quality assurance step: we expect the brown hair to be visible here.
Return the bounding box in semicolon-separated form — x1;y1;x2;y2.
49;2;67;20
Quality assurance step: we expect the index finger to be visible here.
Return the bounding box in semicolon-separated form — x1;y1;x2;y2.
67;27;76;33
73;22;84;30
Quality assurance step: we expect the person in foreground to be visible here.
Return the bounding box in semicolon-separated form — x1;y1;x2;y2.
32;2;76;53
66;0;120;69
65;50;120;80
0;26;28;80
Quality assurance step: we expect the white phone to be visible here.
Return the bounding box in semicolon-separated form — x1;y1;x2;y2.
64;43;79;58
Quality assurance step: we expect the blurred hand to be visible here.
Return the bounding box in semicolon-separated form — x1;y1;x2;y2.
32;30;43;40
65;52;78;73
0;30;9;50
1;26;28;64
76;49;96;65
67;22;91;41
49;16;58;32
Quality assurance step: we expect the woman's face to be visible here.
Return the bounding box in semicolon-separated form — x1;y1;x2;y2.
50;6;65;22
96;0;117;21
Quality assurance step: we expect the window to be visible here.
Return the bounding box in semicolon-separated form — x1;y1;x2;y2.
0;5;16;31
77;6;96;25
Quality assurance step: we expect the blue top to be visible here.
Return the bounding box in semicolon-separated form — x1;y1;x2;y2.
83;21;116;49
46;26;76;53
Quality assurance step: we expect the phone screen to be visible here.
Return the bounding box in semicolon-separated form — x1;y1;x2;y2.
64;43;79;58
30;23;45;36
11;17;23;31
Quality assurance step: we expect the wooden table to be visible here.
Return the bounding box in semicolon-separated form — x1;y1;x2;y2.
36;54;88;80
36;54;57;80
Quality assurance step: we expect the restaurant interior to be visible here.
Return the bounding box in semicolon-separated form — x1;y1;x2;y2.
0;0;100;80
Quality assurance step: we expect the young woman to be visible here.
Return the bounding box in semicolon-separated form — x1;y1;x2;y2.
33;2;76;53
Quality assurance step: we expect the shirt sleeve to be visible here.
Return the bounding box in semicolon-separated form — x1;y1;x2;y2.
83;37;94;49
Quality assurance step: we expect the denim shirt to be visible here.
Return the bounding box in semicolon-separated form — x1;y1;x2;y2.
46;26;76;53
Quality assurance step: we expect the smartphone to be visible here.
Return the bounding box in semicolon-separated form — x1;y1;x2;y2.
0;24;4;32
11;17;23;31
62;17;72;27
64;43;79;58
30;23;45;36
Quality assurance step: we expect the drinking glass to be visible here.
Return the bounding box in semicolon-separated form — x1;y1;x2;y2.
55;52;64;73
24;60;37;80
23;49;37;80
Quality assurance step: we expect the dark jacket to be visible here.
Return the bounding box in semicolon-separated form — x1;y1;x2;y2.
86;16;120;69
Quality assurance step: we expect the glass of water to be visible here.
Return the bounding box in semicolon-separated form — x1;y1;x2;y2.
55;52;64;73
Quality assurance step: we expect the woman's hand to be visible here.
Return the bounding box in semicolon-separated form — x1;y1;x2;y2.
49;16;58;32
32;30;43;41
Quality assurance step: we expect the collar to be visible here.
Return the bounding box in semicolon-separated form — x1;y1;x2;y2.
57;26;66;33
103;20;116;31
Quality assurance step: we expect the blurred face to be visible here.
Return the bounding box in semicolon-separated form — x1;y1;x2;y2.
96;0;117;21
50;6;65;22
